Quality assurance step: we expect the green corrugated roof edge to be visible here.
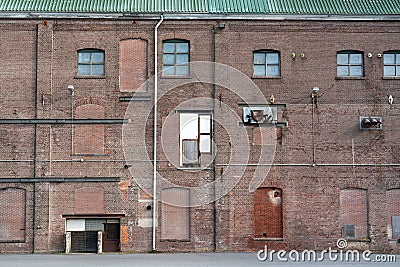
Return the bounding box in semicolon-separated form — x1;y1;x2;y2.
0;0;399;15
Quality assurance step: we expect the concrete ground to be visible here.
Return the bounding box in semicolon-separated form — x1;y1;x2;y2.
0;252;398;267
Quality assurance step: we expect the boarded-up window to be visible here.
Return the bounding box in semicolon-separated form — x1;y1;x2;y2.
75;187;105;214
74;104;105;155
161;188;190;240
254;187;283;239
0;188;26;242
119;39;147;91
387;189;400;239
340;189;368;239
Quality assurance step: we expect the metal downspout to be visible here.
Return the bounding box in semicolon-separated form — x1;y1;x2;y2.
153;14;164;252
211;26;217;252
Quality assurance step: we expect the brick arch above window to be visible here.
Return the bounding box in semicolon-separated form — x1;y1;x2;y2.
74;187;105;214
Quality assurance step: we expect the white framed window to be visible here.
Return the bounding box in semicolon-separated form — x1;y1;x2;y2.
78;49;105;76
162;40;189;76
337;51;364;77
253;50;280;77
384;51;400;77
180;113;211;166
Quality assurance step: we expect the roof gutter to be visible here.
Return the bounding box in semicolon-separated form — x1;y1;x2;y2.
1;12;400;21
152;14;163;252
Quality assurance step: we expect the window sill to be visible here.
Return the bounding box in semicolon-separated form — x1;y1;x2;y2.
160;239;191;242
253;238;284;241
71;154;109;157
252;76;282;79
335;76;365;80
161;75;191;79
345;238;371;242
74;75;106;79
383;76;400;80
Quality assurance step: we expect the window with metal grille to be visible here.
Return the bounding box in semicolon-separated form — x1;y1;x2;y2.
253;50;280;77
337;51;364;77
78;49;105;76
384;51;400;77
162;40;189;76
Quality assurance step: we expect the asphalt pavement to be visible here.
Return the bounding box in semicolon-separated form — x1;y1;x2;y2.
0;252;398;267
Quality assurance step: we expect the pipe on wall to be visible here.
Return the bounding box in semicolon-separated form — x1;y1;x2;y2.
152;14;164;252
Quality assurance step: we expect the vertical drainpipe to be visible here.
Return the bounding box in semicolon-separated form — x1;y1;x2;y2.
153;14;164;252
211;26;217;252
32;23;39;254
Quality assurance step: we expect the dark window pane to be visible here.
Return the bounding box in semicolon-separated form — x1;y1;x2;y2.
337;66;348;76
163;54;175;65
176;54;189;64
267;53;279;64
92;52;104;63
349;53;362;64
384;53;395;64
92;65;104;76
254;65;266;76
78;65;90;75
163;42;175;53
384;66;395;76
337;54;348;64
78;52;91;63
176;42;189;53
350;66;362;76
267;65;280;76
253;53;265;64
176;65;189;76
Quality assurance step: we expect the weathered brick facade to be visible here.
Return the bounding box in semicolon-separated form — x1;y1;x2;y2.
0;15;400;254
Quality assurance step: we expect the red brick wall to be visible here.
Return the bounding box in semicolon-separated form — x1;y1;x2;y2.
0;188;26;241
254;188;283;239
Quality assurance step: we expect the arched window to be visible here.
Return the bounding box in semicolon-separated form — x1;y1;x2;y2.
162;40;189;76
77;49;105;76
253;50;280;77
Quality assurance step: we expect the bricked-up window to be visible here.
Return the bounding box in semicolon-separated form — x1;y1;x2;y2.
339;188;368;240
74;187;105;214
386;189;400;239
180;113;211;166
161;188;190;240
383;51;400;77
162;40;189;76
78;49;105;76
0;188;26;242
74;104;105;155
119;39;147;91
253;50;280;77
337;51;364;77
254;188;283;239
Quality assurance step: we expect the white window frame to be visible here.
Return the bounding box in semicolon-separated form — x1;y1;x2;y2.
179;113;211;166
